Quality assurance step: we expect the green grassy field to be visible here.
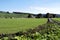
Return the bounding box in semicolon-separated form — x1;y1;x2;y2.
0;13;28;18
0;18;47;34
0;18;60;40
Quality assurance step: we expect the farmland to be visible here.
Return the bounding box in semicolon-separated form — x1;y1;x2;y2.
0;13;28;18
0;18;47;33
0;18;60;40
53;18;60;21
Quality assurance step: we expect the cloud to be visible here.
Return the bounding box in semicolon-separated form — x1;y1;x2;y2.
9;6;60;14
29;6;60;14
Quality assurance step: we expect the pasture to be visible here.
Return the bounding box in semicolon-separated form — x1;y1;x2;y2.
0;18;60;40
53;18;60;21
0;18;47;34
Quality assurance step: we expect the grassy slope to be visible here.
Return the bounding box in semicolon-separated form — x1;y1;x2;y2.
0;18;47;33
53;18;60;21
0;13;28;18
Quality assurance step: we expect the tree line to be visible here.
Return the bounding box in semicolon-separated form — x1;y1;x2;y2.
28;13;56;18
0;11;59;18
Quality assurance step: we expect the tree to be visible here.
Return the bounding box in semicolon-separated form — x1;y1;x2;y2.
45;13;50;18
6;11;9;14
53;14;56;18
36;13;42;18
28;14;33;18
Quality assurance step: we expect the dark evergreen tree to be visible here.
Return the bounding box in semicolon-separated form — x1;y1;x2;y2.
45;13;50;18
6;11;9;14
36;13;42;18
53;14;56;18
28;14;33;18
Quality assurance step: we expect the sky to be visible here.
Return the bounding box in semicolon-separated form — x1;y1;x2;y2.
0;0;60;14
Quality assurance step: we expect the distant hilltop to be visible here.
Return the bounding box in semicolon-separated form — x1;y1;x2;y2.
0;11;60;18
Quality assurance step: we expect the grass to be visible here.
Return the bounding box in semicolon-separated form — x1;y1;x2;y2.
1;21;60;40
53;18;60;21
0;18;47;34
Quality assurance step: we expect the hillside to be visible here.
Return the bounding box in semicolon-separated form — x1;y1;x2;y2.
0;11;29;18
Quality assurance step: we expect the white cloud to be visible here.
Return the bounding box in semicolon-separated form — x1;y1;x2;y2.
8;6;60;14
28;6;60;14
